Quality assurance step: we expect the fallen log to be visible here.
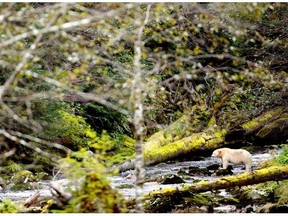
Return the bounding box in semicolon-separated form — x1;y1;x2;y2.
122;165;288;212
147;165;288;198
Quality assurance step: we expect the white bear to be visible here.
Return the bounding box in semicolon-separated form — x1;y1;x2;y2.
211;148;252;172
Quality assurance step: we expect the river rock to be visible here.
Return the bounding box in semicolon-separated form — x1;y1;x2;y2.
239;187;274;205
212;166;234;176
266;204;288;213
207;164;220;170
158;174;185;184
178;166;211;176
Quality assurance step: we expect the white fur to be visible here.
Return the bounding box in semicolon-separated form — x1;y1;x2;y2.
211;148;252;172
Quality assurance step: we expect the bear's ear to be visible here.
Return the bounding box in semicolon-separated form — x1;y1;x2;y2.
218;150;222;154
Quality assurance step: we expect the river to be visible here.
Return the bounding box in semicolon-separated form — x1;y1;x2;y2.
0;146;280;212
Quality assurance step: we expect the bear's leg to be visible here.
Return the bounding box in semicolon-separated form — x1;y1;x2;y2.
222;159;228;169
245;163;251;172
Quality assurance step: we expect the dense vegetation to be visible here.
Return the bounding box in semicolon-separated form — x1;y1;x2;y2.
0;2;287;213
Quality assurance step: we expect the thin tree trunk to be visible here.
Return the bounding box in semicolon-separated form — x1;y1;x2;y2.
131;4;151;213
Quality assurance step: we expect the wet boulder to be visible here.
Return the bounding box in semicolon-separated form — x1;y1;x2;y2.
212;165;234;176
258;203;288;213
178;166;211;176
158;174;185;184
265;204;288;213
239;187;275;205
207;164;220;171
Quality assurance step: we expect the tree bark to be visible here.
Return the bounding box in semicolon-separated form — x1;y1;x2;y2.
131;5;151;213
147;165;288;199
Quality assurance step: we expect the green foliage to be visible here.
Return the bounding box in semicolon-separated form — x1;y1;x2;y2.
10;183;34;191
276;145;288;165
40;107;96;150
83;103;131;135
89;131;135;166
254;180;288;205
275;180;288;205
11;170;35;184
4;160;23;173
0;199;19;213
54;150;126;213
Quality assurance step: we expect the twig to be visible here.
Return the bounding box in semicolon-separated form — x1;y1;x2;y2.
0;5;131;48
0;129;59;162
24;191;40;208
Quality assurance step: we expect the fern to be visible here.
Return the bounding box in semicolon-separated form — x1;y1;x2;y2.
5;161;22;173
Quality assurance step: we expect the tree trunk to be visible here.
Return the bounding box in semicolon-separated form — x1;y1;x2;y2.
131;5;151;213
143;129;227;165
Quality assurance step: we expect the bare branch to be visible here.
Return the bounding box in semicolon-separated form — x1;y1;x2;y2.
0;5;131;48
8;130;72;153
23;70;130;116
0;4;68;100
0;129;59;162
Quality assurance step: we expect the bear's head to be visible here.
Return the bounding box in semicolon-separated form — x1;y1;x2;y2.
211;149;222;158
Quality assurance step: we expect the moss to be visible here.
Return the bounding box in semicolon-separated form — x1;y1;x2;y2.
242;106;285;131
35;172;50;181
195;180;209;185
274;180;288;204
10;183;32;191
0;199;19;213
185;193;212;206
144;129;226;165
145;115;190;150
257;113;288;139
208;115;216;127
218;197;239;205
145;189;212;213
242;120;258;130
116;184;134;189
238;186;275;205
11;170;35;184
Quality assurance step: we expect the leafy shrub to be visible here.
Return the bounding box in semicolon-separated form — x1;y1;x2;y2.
89;131;135;166
83;103;131;136
54;150;126;213
41;108;97;150
276;145;288;165
0;199;18;213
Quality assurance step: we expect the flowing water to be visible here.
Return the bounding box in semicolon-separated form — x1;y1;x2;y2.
111;149;275;198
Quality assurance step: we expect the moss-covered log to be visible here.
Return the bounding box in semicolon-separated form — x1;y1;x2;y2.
147;165;288;198
124;165;288;212
143;129;227;165
119;128;227;171
242;106;288;144
144;115;191;150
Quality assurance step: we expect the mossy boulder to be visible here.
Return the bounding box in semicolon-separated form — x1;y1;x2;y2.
145;190;213;213
238;187;275;205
